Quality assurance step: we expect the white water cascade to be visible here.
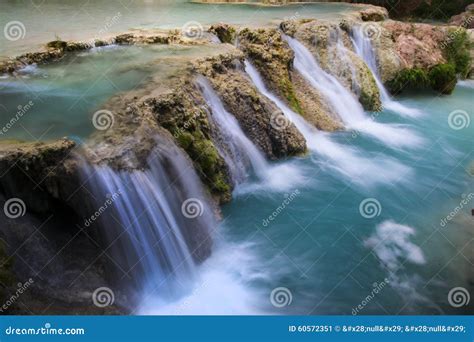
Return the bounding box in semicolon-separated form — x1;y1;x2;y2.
284;35;423;150
196;76;303;193
350;26;422;117
244;60;412;186
81;139;217;308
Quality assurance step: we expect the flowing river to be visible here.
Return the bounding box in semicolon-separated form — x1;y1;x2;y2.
0;1;472;316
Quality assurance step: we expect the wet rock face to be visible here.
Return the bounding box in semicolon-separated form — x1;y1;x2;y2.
0;139;80;214
195;53;307;160
148;82;233;204
359;7;389;22
449;5;474;29
282;19;381;112
0;139;126;314
237;27;342;131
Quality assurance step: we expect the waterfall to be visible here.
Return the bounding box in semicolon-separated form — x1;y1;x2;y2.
196;76;304;193
80;137;216;307
284;35;423;149
350;26;422;117
244;60;412;187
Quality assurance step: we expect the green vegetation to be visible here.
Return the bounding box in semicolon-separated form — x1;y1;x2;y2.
387;68;429;94
429;64;457;94
443;29;471;78
388;63;461;95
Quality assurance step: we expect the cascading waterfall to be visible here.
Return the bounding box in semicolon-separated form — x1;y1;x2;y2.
244;60;412;186
284;35;423;149
80;137;216;309
350;26;422;117
196;76;303;192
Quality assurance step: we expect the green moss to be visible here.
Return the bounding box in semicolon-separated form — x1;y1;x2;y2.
279;79;303;115
387;68;429;94
429;64;457;94
443;29;471;78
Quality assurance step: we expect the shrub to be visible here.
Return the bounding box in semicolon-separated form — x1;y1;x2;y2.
387;68;429;94
429;64;457;94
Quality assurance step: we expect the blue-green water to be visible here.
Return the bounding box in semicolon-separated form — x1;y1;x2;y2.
0;44;223;141
0;0;360;58
214;85;473;315
0;1;472;314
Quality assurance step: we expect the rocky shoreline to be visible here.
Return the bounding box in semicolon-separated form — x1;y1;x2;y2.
0;4;472;314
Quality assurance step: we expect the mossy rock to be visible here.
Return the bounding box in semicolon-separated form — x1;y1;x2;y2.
209;24;236;44
429;64;457;94
46;40;67;51
443;28;471;78
387;68;430;94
